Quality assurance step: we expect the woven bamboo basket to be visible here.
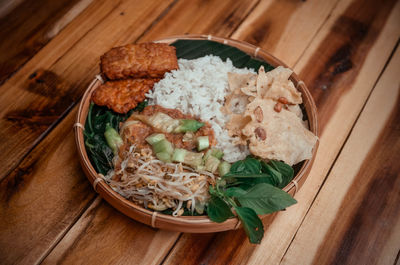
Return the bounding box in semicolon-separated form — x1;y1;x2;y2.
74;35;319;233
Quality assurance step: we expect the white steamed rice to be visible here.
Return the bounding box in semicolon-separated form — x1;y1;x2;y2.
146;55;254;162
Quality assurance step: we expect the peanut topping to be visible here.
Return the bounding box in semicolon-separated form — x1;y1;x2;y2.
254;127;267;141
254;106;264;122
274;102;282;113
278;96;289;104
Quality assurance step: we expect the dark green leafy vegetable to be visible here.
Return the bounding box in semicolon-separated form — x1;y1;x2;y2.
235;206;264;244
171;40;274;72
264;160;294;188
227;156;261;175
104;124;123;155
84;101;147;175
231;184;297;215
207;195;235;223
206;157;297;243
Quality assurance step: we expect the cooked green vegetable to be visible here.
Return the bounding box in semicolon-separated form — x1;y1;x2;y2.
84;101;147;175
174;119;205;133
145;133;166;145
172;148;187;163
196;136;209;151
104;124;123;155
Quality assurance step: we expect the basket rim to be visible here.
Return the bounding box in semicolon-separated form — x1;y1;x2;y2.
74;34;319;230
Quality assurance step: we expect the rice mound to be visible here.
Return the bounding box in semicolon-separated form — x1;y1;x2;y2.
146;55;254;162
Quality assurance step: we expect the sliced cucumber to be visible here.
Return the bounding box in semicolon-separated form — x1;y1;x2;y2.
153;139;174;154
172;148;187;163
156;152;172;163
218;161;231;177
145;133;166;145
205;156;220;173
196;136;209;151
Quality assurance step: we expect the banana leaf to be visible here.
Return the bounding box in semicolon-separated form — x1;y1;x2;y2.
171;39;274;71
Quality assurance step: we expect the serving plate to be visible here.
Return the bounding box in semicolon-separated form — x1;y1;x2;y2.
74;34;319;233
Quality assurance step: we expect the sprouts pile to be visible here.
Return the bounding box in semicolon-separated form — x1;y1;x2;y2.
104;145;216;216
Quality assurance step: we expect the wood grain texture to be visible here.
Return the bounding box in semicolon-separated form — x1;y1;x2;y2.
282;45;400;265
1;0;398;264
139;0;259;41
0;0;93;85
163;0;400;264
232;0;340;66
0;107;96;265
244;0;400;264
42;197;178;265
0;0;174;182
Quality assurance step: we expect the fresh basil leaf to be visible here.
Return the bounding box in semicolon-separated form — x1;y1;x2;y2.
260;162;282;187
223;173;270;179
207;195;234;223
235;207;264;244
224;173;275;187
268;160;294;188
229;157;262;175
224;187;247;197
235;183;297;215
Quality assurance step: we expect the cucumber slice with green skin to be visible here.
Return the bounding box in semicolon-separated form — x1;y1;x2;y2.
174;119;204;133
172;148;187;163
205;156;220;173
153;139;174;154
145;133;166;145
218;161;231;177
104;124;123;155
156;152;172;163
197;136;209;151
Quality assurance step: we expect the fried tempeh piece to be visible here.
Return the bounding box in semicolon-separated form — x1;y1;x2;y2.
100;43;178;80
92;79;157;114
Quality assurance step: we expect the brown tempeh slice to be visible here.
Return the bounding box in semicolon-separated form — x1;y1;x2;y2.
91;79;158;114
100;43;178;80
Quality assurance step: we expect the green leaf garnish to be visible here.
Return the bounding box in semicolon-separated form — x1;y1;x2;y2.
207;195;235;223
235;207;264;244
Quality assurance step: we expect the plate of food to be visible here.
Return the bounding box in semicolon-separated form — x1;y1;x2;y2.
74;35;318;244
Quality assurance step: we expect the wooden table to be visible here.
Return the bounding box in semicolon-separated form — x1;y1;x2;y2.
0;0;399;264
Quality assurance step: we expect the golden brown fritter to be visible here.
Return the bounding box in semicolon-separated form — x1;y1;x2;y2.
92;79;157;114
100;43;178;80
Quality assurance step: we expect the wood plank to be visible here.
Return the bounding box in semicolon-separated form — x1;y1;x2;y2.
42;198;178;265
0;1;177;264
231;0;340;67
163;0;400;264
139;0;259;41
0;0;93;85
0;0;175;181
245;0;400;264
282;45;400;265
0;107;97;265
